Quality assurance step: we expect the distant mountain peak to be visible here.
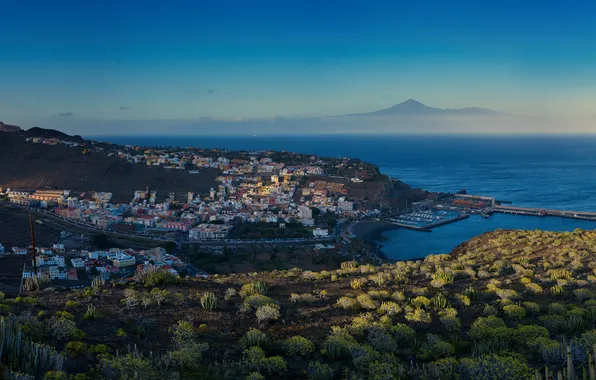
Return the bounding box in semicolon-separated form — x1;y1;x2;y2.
341;99;503;117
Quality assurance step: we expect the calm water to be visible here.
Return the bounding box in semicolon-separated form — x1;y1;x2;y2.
94;134;596;259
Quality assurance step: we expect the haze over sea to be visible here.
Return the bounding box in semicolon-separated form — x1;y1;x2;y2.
95;134;596;260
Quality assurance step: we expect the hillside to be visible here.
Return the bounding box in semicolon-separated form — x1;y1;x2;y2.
3;228;596;378
0;130;219;202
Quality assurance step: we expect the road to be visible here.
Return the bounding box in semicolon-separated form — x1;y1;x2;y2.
2;202;337;247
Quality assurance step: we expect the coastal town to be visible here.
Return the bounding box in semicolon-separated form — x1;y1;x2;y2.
0;136;394;286
4;136;384;240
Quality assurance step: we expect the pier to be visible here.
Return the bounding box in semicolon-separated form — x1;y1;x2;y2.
494;205;596;221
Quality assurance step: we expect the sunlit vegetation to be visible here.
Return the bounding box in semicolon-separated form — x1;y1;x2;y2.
4;229;596;378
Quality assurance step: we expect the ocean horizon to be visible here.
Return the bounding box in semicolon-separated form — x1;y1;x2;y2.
95;134;596;260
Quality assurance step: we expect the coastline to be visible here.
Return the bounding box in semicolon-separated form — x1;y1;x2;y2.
350;220;430;262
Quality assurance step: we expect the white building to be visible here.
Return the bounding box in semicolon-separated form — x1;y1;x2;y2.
0;244;4;254
71;258;85;268
112;253;136;267
49;266;60;280
298;206;313;219
313;228;329;237
55;256;65;267
189;224;232;240
338;201;354;212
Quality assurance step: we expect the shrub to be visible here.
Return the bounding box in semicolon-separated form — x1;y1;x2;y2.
574;288;594;301
460;353;531;379
336;296;360;310
548;303;567;316
256;305;280;324
533;337;563;362
83;304;102;320
170;320;196;347
469;316;506;340
243;346;267;371
391;291;405;302
48;317;78;341
171;341;210;371
283;336;315;356
306;361;334;380
524;283;543;294
244;294;277;309
517;325;549;346
264;356;287;375
116;328;127;337
246;372;265;380
440;315;462;332
200;292;218;311
368;290;390;300
404;307;432;325
550;285;565;297
65;300;80;308
242;328;268;349
321;330;357;360
539;315;567;334
357;294;379;310
224;288;237;300
455;294;471;307
44;371;67;380
431;271;454;288
503;304;526;320
89;344;109;355
522;301;540;315
149;288;168;306
350;278;366;290
495;288;521;300
240;282;268;298
378;301;402;316
55;311;74;320
65;341;87;356
367;327;397;353
411;296;431;308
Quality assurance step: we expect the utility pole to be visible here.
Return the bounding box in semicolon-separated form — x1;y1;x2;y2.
29;213;37;277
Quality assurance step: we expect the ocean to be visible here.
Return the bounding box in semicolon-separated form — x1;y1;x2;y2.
94;134;596;260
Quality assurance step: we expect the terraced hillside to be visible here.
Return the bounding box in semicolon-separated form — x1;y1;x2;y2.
3;228;596;379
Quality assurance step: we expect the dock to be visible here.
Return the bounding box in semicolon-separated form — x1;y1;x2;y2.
494;205;596;221
382;209;468;232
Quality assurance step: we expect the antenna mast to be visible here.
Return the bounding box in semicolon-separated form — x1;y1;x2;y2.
29;213;38;276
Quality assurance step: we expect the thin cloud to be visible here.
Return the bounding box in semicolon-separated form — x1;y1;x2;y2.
206;89;215;95
57;112;74;117
119;106;132;110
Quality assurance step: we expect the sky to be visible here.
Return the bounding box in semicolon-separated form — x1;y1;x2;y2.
1;0;596;134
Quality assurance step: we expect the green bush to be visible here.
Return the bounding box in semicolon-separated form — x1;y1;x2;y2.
503;304;526;320
240;282;268;298
282;336;315;356
255;305;280;324
244;294;277;309
306;361;334;380
322;330;357;360
65;341;87;356
44;371;67;380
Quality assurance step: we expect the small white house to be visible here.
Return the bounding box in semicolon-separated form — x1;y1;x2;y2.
71;258;85;268
313;228;329;237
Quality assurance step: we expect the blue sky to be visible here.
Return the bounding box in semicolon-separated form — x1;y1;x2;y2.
1;0;596;130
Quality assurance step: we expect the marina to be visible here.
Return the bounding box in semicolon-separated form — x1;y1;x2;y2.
381;194;596;233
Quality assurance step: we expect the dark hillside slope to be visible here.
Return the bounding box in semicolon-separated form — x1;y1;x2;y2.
0;132;219;202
